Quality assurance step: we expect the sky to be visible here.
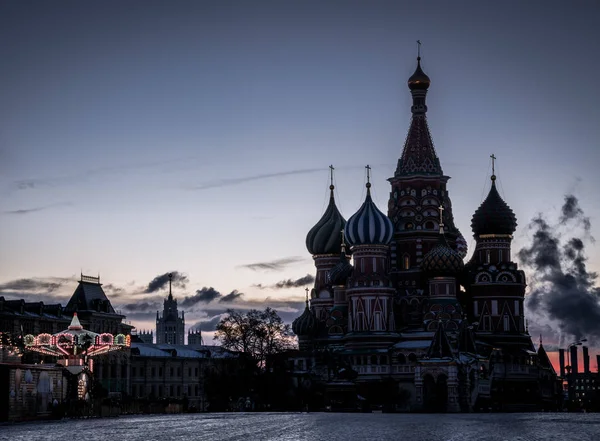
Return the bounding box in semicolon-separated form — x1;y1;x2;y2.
0;1;599;355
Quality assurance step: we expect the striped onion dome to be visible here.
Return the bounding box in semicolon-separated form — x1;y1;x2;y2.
292;301;319;337
471;175;517;236
344;182;394;247
421;233;465;276
306;185;347;255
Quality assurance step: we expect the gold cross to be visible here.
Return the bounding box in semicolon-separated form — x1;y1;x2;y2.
438;204;444;225
490;153;496;176
366;165;371;183
305;287;309;302
417;40;422;58
329;164;335;187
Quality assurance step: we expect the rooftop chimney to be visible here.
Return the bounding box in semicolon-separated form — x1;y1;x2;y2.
570;345;579;375
583;346;590;374
559;349;565;378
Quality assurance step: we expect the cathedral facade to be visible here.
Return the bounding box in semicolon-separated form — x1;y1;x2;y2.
292;56;559;412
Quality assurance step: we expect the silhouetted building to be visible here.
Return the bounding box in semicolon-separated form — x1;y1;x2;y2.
188;328;203;346
293;54;558;412
137;330;154;344
156;274;185;345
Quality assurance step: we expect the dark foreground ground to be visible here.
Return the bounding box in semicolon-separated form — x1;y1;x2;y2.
1;412;599;441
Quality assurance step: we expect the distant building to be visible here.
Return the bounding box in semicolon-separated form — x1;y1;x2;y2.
138;330;154;344
129;343;240;411
156;274;185;345
188;328;203;346
65;274;133;335
0;274;132;338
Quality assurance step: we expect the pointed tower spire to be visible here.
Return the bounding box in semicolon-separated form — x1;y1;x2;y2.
395;47;442;177
168;273;173;301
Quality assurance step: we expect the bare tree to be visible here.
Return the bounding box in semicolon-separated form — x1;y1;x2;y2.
215;308;294;366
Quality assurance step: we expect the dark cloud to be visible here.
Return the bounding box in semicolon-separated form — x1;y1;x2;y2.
189;168;323;191
0;278;65;294
239;256;305;272
2;202;72;215
191;315;223;332
219;290;244;303
120;300;162;313
145;271;188;293
180;287;221;307
254;274;315;290
519;194;600;344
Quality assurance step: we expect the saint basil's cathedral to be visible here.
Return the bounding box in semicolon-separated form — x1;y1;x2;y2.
291;56;559;412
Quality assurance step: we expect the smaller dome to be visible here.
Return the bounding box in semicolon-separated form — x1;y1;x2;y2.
345;183;394;247
455;230;468;259
471;177;517;236
306;186;347;255
292;302;319;337
327;253;353;286
421;234;465;275
408;57;431;91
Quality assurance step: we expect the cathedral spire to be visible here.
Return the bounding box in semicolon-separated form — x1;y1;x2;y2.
394;50;442;177
168;273;173;301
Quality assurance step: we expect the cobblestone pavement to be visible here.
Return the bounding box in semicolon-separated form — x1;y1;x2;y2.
1;412;599;441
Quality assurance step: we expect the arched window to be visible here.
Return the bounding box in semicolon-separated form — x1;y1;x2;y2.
425;221;434;230
403;254;410;270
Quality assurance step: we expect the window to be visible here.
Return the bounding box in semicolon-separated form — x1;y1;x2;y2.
474;300;479;316
491;300;498;316
403;255;410;270
486;250;491;264
373;257;377;272
514;301;520;316
503;315;510;331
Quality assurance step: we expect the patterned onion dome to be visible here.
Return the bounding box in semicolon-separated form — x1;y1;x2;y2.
455;230;468;259
408;57;431;91
327;253;353;286
306;185;347;255
345;183;394;246
471;176;517;236
421;234;465;275
292;302;319;337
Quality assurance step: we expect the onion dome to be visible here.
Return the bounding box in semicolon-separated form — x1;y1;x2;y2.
471;175;517;236
292;301;319;338
421;233;465;275
327;242;354;286
306;182;347;255
408;57;431;91
455;230;468;259
345;175;394;247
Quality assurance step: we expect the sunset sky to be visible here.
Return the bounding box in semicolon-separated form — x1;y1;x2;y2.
1;1;599;358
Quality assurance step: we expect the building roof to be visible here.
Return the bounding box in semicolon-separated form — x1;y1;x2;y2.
427;323;454;359
131;343;238;359
65;279;116;314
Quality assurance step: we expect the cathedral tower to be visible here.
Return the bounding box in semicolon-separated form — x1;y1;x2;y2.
387;55;467;299
465;163;529;349
344;168;396;348
305;166;347;324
